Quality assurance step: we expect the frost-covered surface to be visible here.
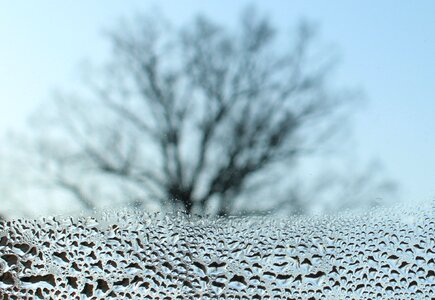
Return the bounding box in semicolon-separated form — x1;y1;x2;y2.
0;205;434;299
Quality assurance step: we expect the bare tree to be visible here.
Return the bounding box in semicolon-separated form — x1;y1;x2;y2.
30;7;378;216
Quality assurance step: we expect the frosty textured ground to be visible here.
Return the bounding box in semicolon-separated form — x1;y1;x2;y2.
0;204;434;299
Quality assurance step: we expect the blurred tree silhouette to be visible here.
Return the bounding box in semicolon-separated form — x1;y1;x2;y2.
25;7;395;216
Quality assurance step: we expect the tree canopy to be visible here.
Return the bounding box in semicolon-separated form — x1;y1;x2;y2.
24;7;394;216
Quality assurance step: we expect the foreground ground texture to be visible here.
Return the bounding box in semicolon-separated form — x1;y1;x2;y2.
0;204;434;299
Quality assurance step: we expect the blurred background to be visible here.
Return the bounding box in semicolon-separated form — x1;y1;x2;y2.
0;1;434;219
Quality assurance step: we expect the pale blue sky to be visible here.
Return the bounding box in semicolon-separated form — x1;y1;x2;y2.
1;1;434;204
